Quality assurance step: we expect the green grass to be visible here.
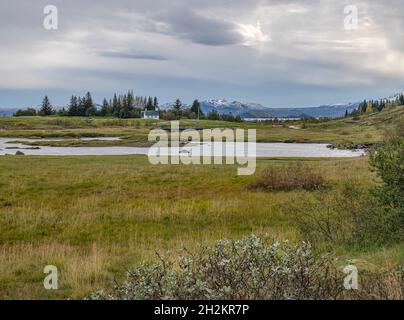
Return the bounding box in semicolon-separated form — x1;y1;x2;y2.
0;107;403;299
0;155;403;299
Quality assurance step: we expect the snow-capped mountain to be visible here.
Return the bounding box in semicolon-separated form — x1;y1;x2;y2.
261;103;361;119
200;99;267;117
387;93;404;102
160;98;362;119
198;99;359;119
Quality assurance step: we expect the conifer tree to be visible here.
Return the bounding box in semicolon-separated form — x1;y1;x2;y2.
400;94;404;105
112;94;119;117
191;99;202;118
39;95;54;116
100;98;110;116
68;95;78;116
174;99;182;111
146;97;154;110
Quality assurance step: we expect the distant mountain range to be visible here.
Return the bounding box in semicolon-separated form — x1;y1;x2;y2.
0;108;18;117
161;99;360;119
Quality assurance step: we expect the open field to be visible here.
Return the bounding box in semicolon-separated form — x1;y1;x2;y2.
1;105;403;145
0;154;403;299
0;107;403;299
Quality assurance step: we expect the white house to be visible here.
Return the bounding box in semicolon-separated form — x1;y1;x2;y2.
141;110;159;119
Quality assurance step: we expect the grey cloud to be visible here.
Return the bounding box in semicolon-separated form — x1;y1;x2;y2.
99;51;169;61
146;8;244;46
1;0;404;108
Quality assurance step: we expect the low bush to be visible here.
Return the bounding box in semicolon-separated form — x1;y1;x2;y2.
248;164;327;191
88;235;344;300
88;235;404;300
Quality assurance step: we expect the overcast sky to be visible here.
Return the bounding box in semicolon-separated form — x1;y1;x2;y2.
1;0;404;108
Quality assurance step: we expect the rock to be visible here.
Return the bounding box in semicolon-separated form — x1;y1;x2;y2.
15;151;25;155
327;142;383;151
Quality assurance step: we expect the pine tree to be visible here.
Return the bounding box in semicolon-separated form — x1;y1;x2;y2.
361;100;368;113
119;95;130;118
83;92;96;116
112;94;119;117
146;97;154;110
172;99;182;119
77;97;86;116
68;95;78;116
399;94;404;105
116;96;123;118
127;90;134;112
39;95;54;116
100;98;110;116
191;99;201;116
174;99;182;111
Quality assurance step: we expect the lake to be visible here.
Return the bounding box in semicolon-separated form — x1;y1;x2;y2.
0;138;366;158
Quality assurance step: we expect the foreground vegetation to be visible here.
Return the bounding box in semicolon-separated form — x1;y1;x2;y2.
90;236;345;300
0;153;403;299
90;235;403;300
92;134;403;300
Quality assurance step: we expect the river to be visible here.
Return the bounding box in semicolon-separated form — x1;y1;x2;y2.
0;138;366;158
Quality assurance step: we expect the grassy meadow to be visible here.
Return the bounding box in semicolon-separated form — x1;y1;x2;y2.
1;105;403;144
0;107;403;299
0;154;403;299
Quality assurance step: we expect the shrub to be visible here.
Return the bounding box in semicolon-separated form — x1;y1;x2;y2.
369;137;404;240
290;181;394;246
89;235;344;300
369;137;404;209
248;164;326;191
290;136;403;247
14;108;37;117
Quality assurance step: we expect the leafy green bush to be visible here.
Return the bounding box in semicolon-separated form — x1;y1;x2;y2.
369;137;404;240
88;235;343;300
290;136;403;247
14;108;37;117
369;137;404;209
290;181;393;246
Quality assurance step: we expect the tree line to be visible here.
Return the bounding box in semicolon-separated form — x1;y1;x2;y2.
346;94;404;118
14;94;243;122
15;91;159;119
